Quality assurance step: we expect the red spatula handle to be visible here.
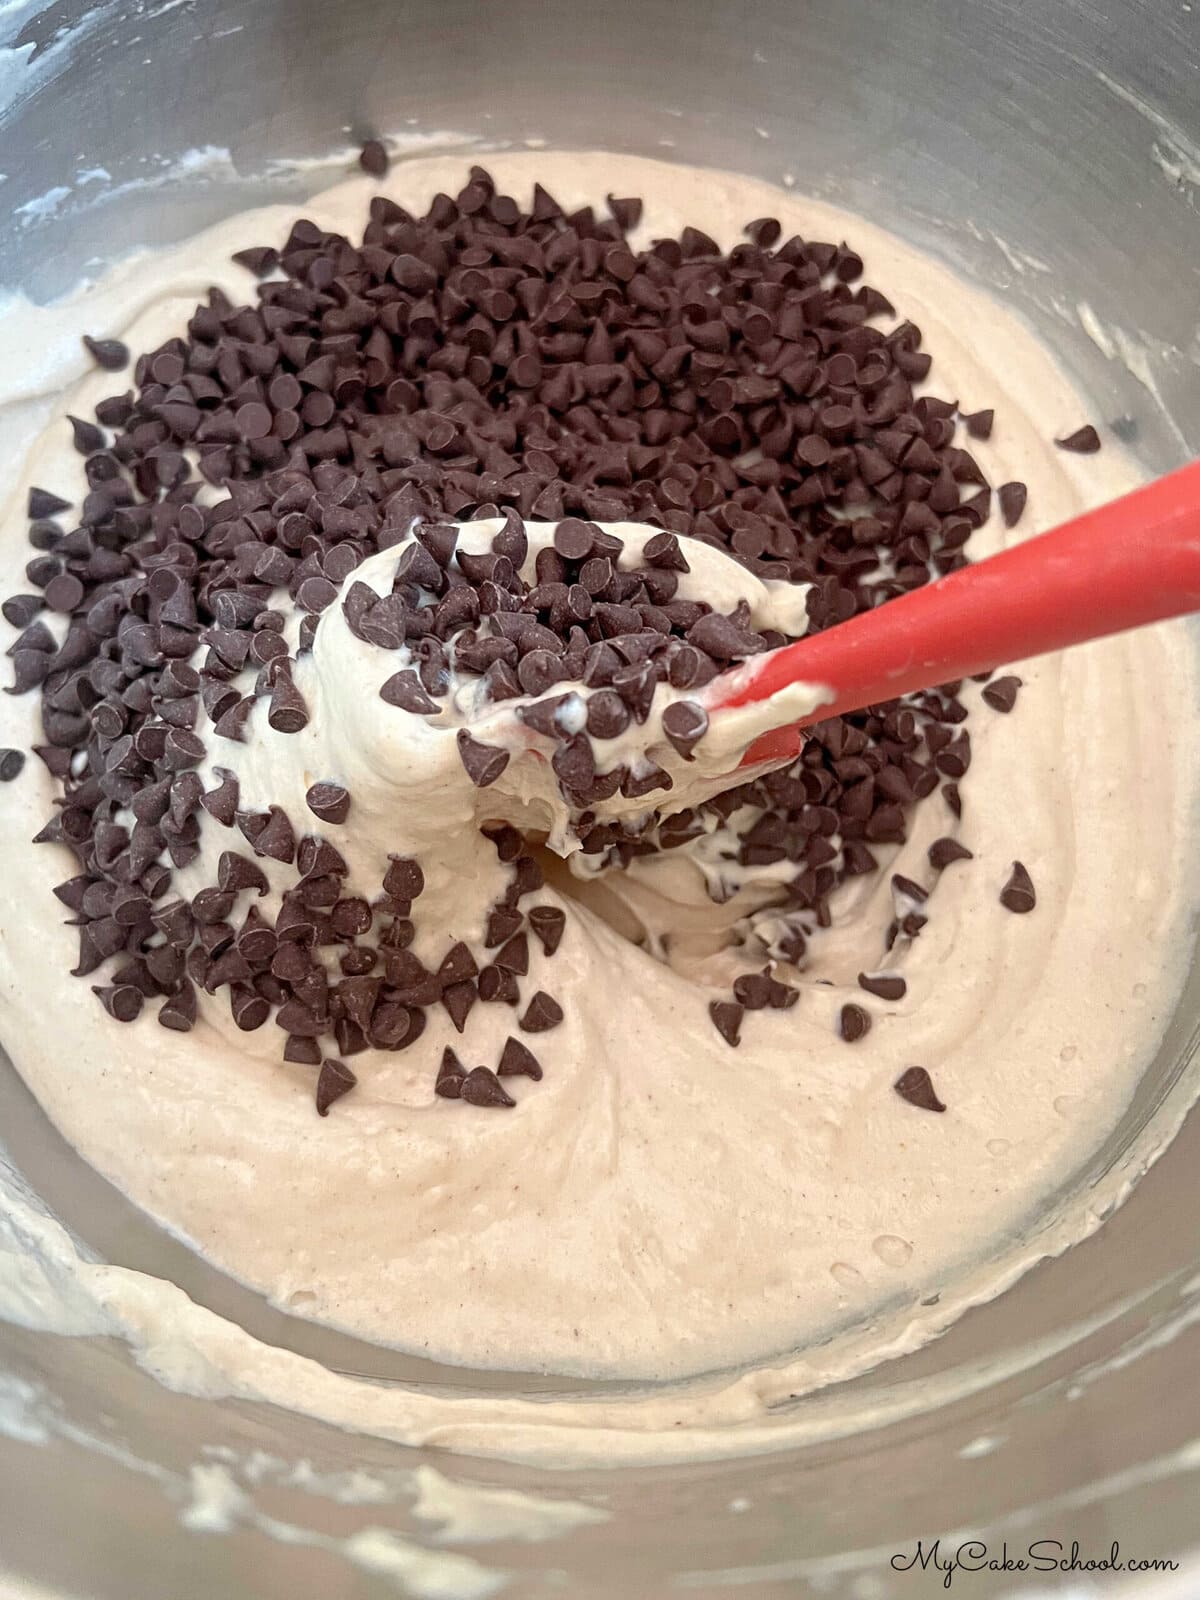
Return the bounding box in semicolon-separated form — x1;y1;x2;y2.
722;461;1200;767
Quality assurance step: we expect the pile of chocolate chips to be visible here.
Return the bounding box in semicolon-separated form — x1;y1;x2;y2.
351;513;774;805
4;158;1063;1112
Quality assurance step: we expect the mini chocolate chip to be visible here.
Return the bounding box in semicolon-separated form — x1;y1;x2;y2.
82;335;130;371
201;769;240;826
457;729;510;788
436;1047;468;1099
237;906;278;963
0;749;25;781
943;782;962;818
251;629;289;666
214;697;254;742
231;988;270;1031
158;982;197;1032
479;964;520;1004
743;215;780;247
395;540;445;590
305;781;351;825
891;873;928;906
667;645;709;691
383;854;424;900
894;1065;946;1113
551;733;595;794
462;1066;516;1108
733;972;774;1010
438;941;478;985
218;851;270;896
297;575;337;613
272;942;312;981
152;900;195;948
1055;425;1101;453
232;245;279;276
517;650;564;698
441;979;478;1033
359;139;389;177
482;823;522;864
490;512;526;567
419;522;460;567
68;415;106;455
961;408;993;440
163;729;205;770
315;1057;357;1116
982;674;1022;713
553;518;596;561
371;1000;421;1050
858;971;907;1001
585;689;630;740
27;487;72;521
252;805;296;864
839;1002;871;1042
1000;860;1036;913
519;990;563;1032
283;1034;321;1065
269;672;309;733
708;999;744;1047
642;531;690;572
608;194;642;230
527;905;565;955
498;1036;542;1079
381;670;440;714
928;837;974;870
192;886;235;925
485;906;523;948
764;975;798;1010
297;837;347;879
2;595;42;628
495;932;529;974
44;573;84;613
518;694;576;742
578;559;613;600
611;659;657;723
661;699;708;759
92;983;144;1023
687;612;766;662
997;482;1027;528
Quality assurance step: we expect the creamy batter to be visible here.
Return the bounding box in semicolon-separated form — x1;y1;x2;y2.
0;153;1195;1456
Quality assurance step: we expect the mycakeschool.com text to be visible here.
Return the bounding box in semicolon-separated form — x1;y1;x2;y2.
890;1539;1179;1588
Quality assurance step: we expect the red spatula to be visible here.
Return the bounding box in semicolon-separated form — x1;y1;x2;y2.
711;461;1200;770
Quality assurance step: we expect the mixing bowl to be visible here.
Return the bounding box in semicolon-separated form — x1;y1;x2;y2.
1;0;1198;1594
